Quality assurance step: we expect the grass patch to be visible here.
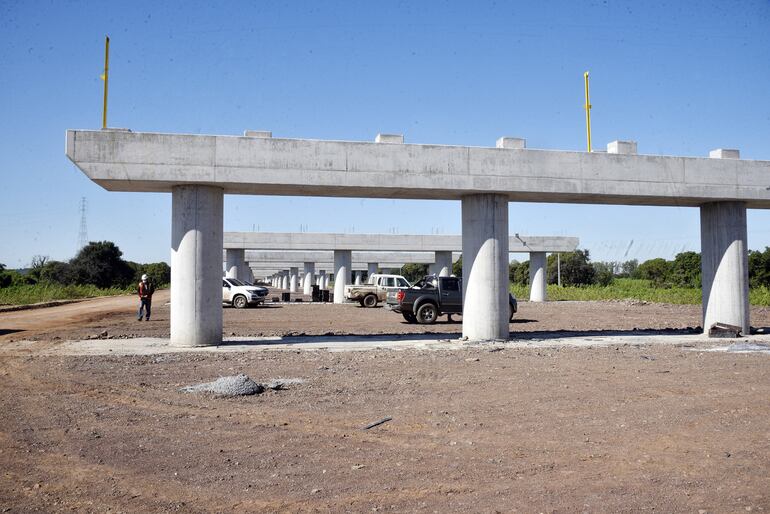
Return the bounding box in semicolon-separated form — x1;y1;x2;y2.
0;284;131;306
511;278;770;306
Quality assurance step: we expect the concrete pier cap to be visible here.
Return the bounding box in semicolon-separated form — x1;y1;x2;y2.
375;133;404;144
607;140;638;155
243;130;272;138
709;148;740;159
496;137;526;149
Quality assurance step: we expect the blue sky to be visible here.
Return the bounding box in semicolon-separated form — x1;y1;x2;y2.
1;0;769;267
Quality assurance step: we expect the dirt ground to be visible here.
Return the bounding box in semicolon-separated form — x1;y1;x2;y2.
1;291;770;512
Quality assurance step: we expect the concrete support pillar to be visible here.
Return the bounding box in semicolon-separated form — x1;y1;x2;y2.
461;194;509;341
354;271;362;285
700;201;750;334
170;185;223;347
529;252;547;302
434;251;453;277
303;262;315;295
289;267;299;293
319;270;327;289
368;263;378;281
333;250;352;304
281;271;289;290
225;249;245;280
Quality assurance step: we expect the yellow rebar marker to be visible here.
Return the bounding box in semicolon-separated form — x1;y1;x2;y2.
101;36;110;129
584;71;592;152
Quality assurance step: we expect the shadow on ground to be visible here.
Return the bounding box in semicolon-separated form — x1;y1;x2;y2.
214;327;703;348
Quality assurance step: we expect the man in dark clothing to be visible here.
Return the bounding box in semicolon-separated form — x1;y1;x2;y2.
137;274;154;321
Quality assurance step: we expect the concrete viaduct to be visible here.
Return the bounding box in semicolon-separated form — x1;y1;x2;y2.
224;233;578;300
66;129;770;346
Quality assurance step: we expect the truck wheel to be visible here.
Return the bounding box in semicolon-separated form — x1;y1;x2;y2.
416;303;438;324
233;295;248;309
363;294;378;308
402;312;417;323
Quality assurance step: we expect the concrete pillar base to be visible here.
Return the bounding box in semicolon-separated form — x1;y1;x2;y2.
529;252;547;302
170;185;223;347
333;250;352;303
700;201;750;334
289;267;298;293
461;194;510;341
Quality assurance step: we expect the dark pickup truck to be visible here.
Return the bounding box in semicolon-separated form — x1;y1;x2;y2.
392;275;517;324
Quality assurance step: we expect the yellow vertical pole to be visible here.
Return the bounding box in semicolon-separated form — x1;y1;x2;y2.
583;71;592;152
102;36;110;129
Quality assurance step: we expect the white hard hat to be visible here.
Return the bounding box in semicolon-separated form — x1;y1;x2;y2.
141;274;148;281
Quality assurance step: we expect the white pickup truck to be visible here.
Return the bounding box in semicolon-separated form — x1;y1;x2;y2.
344;274;411;307
222;278;269;308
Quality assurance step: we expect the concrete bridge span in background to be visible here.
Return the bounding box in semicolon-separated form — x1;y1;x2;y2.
224;235;578;299
66;129;770;345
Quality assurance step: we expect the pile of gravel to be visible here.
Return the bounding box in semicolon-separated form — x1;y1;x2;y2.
180;375;306;397
181;374;265;397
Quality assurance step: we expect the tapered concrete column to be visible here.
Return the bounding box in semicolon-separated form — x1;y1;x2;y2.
434;251;453;277
289;267;299;293
319;270;327;289
225;249;245;280
354;271;362;285
529;252;547;302
368;263;378;280
303;262;315;295
244;266;254;284
333;250;352;303
461;194;509;341
170;185;223;347
281;271;289;290
700;201;749;334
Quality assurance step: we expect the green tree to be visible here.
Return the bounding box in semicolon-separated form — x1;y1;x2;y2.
400;263;429;283
0;263;10;288
39;261;74;285
508;260;521;284
556;250;595;286
452;256;462;277
592;262;615;286
637;258;671;287
27;255;49;283
670;251;701;287
513;260;529;285
749;247;770;288
69;241;133;288
620;259;639;278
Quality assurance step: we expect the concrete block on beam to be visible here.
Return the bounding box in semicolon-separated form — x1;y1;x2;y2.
243;130;272;138
496;137;526;149
607;140;637;155
709;148;740;159
375;133;404;144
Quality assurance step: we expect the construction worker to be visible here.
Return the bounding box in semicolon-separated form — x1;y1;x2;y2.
137;274;155;321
